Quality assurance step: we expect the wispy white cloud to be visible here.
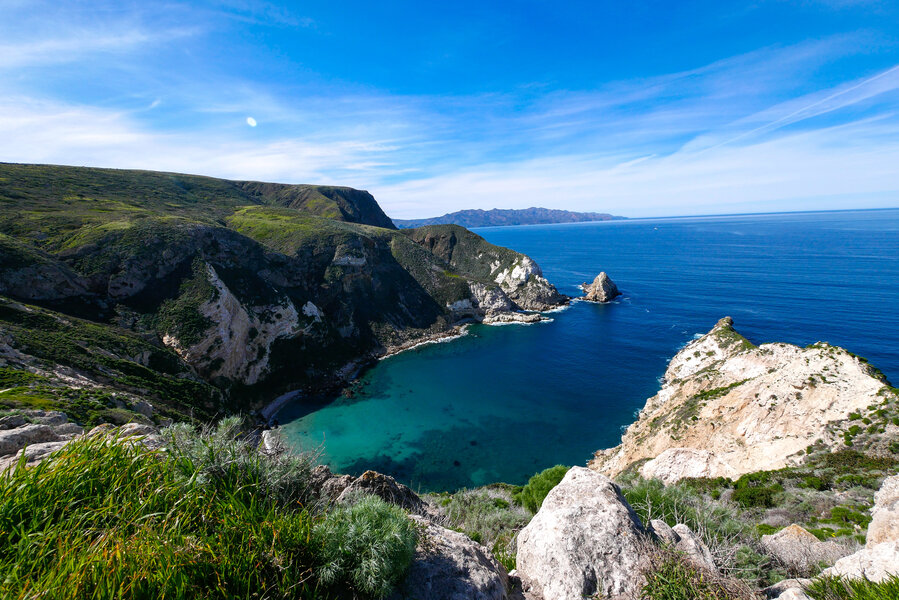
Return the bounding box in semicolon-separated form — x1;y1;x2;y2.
0;7;897;218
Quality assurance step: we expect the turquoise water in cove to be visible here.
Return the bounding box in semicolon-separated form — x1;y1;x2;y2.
279;209;899;492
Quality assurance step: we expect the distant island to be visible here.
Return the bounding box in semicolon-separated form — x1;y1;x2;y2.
392;207;625;229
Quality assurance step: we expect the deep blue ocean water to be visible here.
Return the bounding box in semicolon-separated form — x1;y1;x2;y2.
280;209;899;492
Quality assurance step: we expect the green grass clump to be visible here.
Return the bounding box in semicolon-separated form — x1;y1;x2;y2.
314;493;418;598
0;418;424;599
641;546;755;600
0;434;319;599
514;465;570;513
807;575;899;599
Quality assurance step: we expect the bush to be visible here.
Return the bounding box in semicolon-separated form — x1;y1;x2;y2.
314;493;418;598
514;465;570;513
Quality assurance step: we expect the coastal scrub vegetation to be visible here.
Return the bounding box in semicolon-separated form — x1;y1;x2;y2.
640;543;757;600
0;420;419;600
514;464;570;513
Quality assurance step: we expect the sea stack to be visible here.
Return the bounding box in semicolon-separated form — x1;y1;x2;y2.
583;272;620;302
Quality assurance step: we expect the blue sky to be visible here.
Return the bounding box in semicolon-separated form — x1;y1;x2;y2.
1;1;898;218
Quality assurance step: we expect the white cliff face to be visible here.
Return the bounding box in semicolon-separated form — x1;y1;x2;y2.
469;282;514;314
162;264;303;385
487;256;562;311
590;317;892;481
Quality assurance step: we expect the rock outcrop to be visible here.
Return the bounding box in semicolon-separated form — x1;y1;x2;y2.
390;515;509;600
649;520;718;573
590;317;893;481
515;467;648;599
867;474;899;548
582;272;620;303
761;525;848;574
820;474;899;583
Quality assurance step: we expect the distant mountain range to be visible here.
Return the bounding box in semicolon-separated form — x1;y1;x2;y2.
392;207;625;229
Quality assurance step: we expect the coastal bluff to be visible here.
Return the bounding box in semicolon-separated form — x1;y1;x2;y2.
590;317;897;482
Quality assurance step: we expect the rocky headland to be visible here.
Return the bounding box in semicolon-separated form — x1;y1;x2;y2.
590;317;896;482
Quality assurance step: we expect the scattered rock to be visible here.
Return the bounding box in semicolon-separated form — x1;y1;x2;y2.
763;577;813;599
0;415;27;430
336;470;425;515
583;272;620;303
117;423;159;438
647;520;718;573
28;410;68;426
515;467;648;599
389;515;508;600
133;400;154;418
640;448;736;485
0;424;60;456
482;312;544;325
867;474;899;548
761;525;848;574
822;540;899;582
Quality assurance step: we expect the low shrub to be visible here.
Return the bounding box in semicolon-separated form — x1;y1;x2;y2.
514;465;570;513
314;493;418;598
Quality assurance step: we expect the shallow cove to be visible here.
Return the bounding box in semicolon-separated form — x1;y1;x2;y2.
280;209;899;492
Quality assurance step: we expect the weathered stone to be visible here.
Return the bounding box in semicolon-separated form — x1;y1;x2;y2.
337;470;425;515
763;578;813;600
516;467;648;599
672;523;718;573
867;474;899;548
133;400;155;418
640;448;736;485
0;440;70;472
28;411;68;426
822;540;899;582
389;516;507;600
0;424;60;456
52;423;84;437
761;525;848;574
0;415;27;430
583;272;620;303
118;423;159;438
648;520;717;573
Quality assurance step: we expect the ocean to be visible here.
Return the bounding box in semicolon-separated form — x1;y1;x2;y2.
279;209;899;492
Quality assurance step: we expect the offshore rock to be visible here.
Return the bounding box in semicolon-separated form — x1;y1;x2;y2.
583;272;620;303
516;467;647;599
390;515;508;600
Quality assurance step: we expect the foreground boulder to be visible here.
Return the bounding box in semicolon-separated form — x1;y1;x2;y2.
761;525;847;574
819;474;899;583
390;515;508;600
649;520;718;573
337;470;426;515
867;474;899;548
582;272;620;303
516;467;648;599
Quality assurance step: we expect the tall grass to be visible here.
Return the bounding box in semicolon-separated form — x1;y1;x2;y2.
806;575;899;600
0;434;319;599
0;420;419;599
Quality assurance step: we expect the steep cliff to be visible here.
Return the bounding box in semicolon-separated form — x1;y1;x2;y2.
590;317;899;482
0;163;566;420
